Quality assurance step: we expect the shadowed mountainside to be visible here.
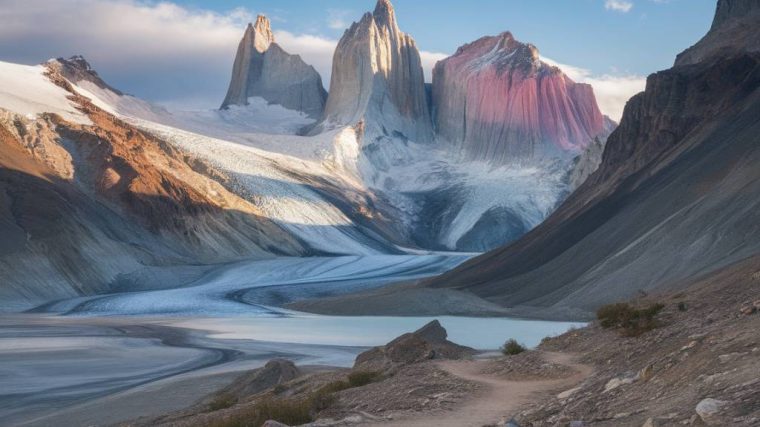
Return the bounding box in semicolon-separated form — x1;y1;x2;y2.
422;0;760;319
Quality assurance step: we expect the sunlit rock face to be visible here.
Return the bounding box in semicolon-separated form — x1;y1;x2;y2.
432;32;606;163
221;15;327;117
314;0;433;142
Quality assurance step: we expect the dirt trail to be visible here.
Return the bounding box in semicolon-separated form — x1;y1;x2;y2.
371;351;592;427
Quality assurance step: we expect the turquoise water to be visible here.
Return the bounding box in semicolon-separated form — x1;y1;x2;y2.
175;315;585;350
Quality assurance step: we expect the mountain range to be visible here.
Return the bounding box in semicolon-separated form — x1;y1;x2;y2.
1;0;756;321
422;0;760;319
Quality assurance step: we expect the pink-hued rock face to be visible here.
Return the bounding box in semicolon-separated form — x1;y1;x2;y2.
432;32;606;162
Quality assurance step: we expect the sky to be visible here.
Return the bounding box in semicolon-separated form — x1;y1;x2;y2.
0;0;716;120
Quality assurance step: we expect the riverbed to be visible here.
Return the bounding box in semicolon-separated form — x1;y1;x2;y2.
0;255;583;426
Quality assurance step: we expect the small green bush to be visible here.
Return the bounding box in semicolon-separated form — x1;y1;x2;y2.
597;302;665;337
501;339;527;356
207;393;237;411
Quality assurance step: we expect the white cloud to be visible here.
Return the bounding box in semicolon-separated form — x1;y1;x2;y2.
605;0;634;12
419;51;449;82
327;9;352;30
0;0;645;117
0;0;344;108
541;56;646;121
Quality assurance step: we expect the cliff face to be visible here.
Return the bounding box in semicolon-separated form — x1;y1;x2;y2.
315;0;433;142
424;0;760;319
676;0;760;66
432;32;606;163
221;16;327;117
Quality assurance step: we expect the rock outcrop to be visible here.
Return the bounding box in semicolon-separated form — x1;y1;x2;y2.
432;32;607;163
676;0;760;66
221;16;327;117
221;359;301;397
354;320;475;372
313;0;433;142
423;0;760;319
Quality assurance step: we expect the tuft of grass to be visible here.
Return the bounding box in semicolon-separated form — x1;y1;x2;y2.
501;339;527;356
309;380;347;412
347;370;382;387
596;302;665;337
212;397;312;427
207;393;237;412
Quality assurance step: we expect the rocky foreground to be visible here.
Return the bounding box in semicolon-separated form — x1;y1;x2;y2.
123;255;759;427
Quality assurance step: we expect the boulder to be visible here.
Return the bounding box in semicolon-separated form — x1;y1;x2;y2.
603;374;637;392
695;398;728;425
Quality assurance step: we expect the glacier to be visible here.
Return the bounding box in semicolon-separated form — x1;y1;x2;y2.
73;78;572;253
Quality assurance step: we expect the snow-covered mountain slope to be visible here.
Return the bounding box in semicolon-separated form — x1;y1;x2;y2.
0;59;312;310
0;61;91;125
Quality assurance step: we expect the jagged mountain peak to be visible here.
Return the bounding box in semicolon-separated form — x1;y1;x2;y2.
312;0;432;142
245;15;275;53
373;0;396;27
220;18;327;116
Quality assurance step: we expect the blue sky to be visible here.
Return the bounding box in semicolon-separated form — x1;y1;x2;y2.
172;0;715;76
0;0;717;118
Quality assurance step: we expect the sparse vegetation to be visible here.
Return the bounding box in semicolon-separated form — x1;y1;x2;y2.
596;302;665;336
677;302;688;312
211;397;312;427
211;370;384;426
207;393;237;411
348;370;382;387
501;339;527;356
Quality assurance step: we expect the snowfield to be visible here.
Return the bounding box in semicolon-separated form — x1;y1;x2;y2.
0;61;91;125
